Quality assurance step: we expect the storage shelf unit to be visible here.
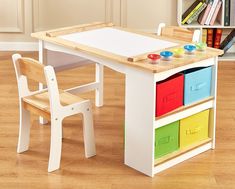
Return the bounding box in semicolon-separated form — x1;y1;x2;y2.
177;0;235;61
151;57;218;177
154;138;212;165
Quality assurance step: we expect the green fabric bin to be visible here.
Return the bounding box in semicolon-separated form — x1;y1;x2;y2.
155;121;179;159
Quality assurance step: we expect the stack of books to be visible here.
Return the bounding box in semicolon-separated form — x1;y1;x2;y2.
181;0;222;26
202;28;223;48
220;29;235;55
201;28;235;55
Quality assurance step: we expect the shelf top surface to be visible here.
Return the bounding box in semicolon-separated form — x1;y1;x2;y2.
31;22;223;73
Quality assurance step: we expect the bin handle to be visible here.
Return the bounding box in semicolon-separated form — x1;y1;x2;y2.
191;82;206;91
158;136;174;145
186;127;201;135
163;92;177;102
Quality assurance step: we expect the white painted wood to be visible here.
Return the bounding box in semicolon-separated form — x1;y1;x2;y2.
44;65;96;172
154;100;214;129
157;23;165;35
177;0;183;26
210;57;218;149
44;65;63;172
12;55;96;172
65;82;99;94
81;102;96;158
95;64;104;107
46;50;92;71
44;66;61;109
124;67;155;177
41;43;105;108
48;118;63;172
154;58;214;82
17;105;31;153
44;41;127;74
34;28;220;176
12;54;31;153
154;142;212;174
59;28;178;57
39;40;48;125
192;29;201;43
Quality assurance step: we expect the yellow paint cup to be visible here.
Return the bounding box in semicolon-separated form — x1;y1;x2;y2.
173;48;184;58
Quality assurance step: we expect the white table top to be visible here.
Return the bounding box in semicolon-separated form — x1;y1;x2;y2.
59;28;178;57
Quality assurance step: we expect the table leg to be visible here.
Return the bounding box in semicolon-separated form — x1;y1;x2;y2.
95;63;104;107
39;40;48;125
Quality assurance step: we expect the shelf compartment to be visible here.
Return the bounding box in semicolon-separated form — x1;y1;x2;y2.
177;0;235;61
180;109;209;148
155;73;184;117
180;23;223;29
184;66;212;105
154;138;212;166
155;121;179;159
154;96;214;129
219;52;235;61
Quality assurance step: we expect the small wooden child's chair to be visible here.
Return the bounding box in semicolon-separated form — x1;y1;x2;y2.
157;23;200;43
12;54;96;172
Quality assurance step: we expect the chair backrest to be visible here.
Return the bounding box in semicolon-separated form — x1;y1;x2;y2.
16;56;47;85
157;23;200;43
12;54;61;109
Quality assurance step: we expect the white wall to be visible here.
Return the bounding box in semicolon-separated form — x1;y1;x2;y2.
0;0;177;50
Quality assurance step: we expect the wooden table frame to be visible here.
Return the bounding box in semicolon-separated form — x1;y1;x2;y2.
32;22;223;177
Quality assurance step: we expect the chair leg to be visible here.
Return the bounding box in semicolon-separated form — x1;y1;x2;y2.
82;103;96;158
48;119;62;172
17;106;31;153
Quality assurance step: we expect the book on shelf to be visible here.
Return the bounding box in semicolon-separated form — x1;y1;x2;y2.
198;1;213;25
205;0;219;25
181;0;204;24
220;29;235;54
207;28;214;47
202;29;208;43
213;28;223;48
186;2;207;24
224;0;230;26
230;0;235;25
221;37;235;54
209;0;222;25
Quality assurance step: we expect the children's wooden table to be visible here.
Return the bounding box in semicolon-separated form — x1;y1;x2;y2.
31;22;223;177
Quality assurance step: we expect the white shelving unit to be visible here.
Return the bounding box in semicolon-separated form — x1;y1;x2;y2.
150;57;218;176
177;0;235;61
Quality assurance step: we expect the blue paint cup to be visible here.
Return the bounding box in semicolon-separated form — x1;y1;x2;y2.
184;45;196;54
160;51;173;61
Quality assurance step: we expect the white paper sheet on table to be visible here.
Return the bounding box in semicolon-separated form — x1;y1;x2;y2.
59;28;178;58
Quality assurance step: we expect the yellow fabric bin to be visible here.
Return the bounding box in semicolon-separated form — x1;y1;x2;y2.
180;109;209;148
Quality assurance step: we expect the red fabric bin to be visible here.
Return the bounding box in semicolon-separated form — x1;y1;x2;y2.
156;73;184;117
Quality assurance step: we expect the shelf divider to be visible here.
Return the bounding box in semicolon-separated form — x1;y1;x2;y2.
154;97;214;129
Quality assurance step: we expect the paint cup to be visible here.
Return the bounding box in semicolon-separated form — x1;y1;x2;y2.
172;48;184;58
195;42;207;51
147;54;160;64
184;44;196;54
160;51;173;61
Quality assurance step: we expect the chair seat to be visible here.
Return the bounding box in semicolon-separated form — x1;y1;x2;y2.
23;90;85;119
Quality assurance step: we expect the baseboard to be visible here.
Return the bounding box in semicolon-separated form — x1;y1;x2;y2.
0;42;38;51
